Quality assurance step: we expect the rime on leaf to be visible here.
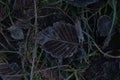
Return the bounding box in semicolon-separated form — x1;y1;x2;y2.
0;63;22;80
37;21;85;58
7;26;24;40
75;18;84;43
65;0;99;7
97;15;112;37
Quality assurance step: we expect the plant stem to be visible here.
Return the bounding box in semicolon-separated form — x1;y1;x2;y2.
30;0;38;80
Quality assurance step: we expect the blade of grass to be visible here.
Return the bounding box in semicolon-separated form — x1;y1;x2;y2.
30;0;38;80
66;73;74;80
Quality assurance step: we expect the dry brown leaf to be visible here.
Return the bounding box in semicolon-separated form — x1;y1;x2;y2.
97;15;112;37
37;21;78;58
0;63;22;80
37;19;86;59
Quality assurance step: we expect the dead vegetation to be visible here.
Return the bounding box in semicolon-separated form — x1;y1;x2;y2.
0;0;120;80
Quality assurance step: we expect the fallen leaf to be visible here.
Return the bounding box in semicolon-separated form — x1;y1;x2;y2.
1;75;22;80
65;0;99;7
38;21;78;58
40;69;57;80
7;26;24;40
37;7;74;29
13;0;33;18
0;63;20;75
0;63;22;80
97;15;112;37
75;18;84;43
88;0;105;10
37;20;85;59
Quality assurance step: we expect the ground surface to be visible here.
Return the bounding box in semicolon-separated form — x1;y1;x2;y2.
0;0;120;80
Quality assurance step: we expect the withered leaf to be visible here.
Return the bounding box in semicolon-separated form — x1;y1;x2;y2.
97;15;112;37
75;18;84;43
37;7;74;29
7;26;24;40
65;0;99;7
37;20;85;58
1;75;22;80
0;63;21;80
88;0;105;10
38;22;78;58
40;68;57;80
0;63;20;75
13;0;33;18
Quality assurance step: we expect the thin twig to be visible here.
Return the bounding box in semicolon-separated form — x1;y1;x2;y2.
83;31;120;58
0;31;14;49
93;41;120;58
30;0;38;80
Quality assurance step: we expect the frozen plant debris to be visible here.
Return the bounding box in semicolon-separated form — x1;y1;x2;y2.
8;26;24;40
37;20;86;59
97;15;112;37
